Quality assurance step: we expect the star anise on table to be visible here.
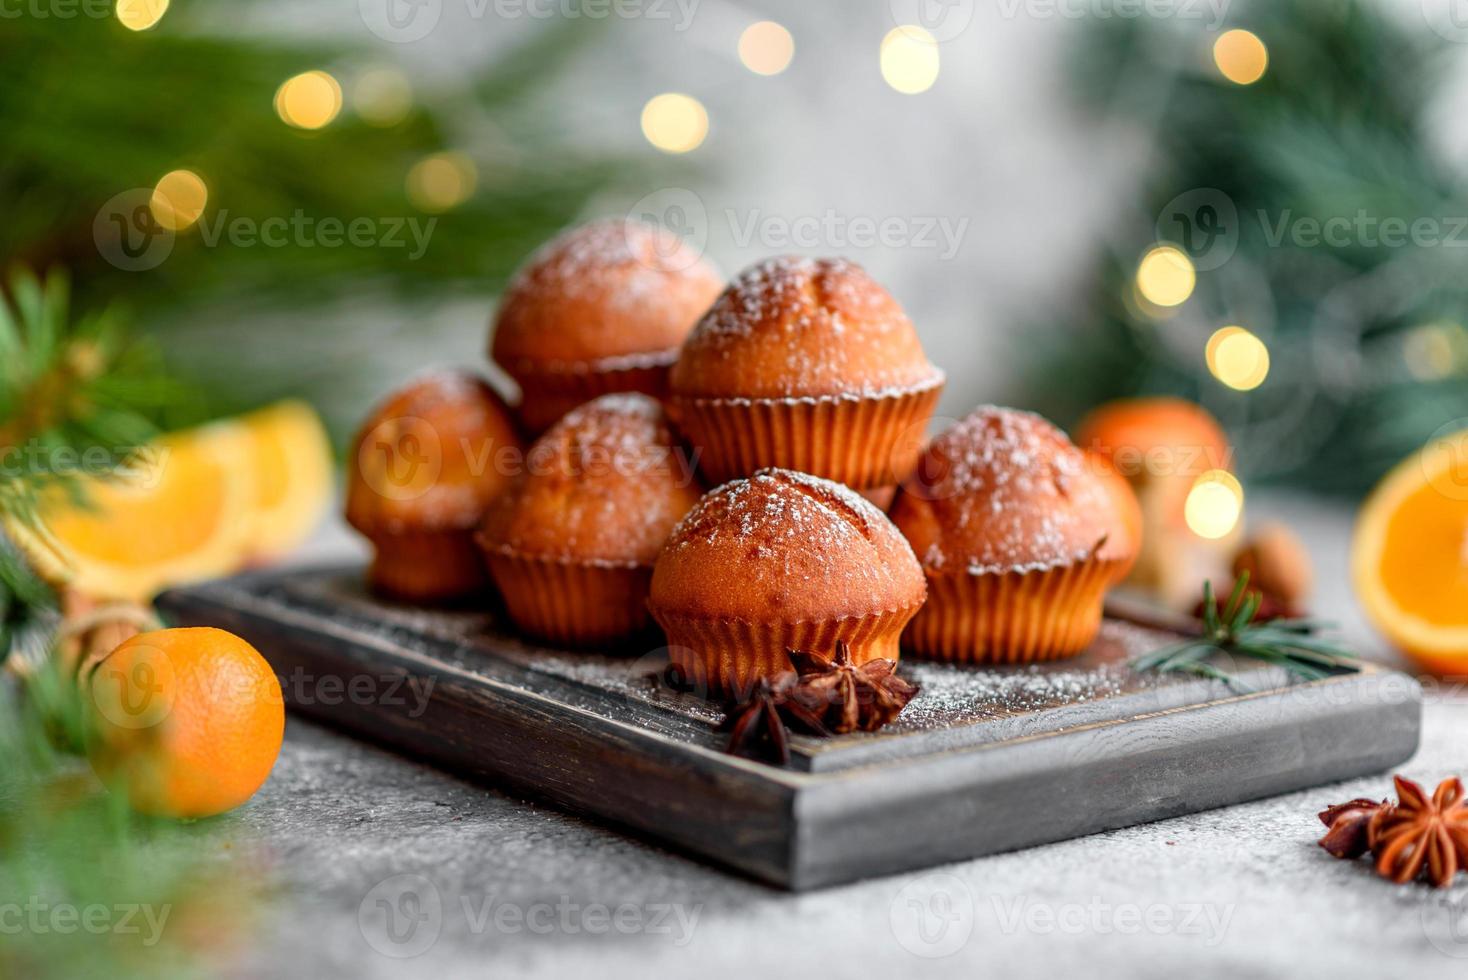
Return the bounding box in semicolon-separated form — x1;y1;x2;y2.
1317;798;1385;859
786;641;919;735
719;642;920;763
1369;775;1468;888
1318;775;1468;887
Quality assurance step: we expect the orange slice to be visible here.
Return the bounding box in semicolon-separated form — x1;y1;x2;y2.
238;400;333;561
10;422;254;601
1352;429;1468;675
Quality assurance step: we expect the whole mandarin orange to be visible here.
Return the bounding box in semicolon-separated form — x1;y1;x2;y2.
86;627;284;818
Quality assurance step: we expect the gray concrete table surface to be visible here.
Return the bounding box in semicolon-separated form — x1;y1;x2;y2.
200;494;1468;979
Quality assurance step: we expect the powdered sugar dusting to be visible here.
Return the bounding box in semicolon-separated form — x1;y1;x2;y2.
908;405;1116;573
505;219;709;309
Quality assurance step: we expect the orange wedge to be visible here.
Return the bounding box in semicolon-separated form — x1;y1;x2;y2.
238;400;333;561
1352;428;1468;675
9;422;254;602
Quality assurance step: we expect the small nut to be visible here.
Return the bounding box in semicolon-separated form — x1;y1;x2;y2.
1232;522;1313;606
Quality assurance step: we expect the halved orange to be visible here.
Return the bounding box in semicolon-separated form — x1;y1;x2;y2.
238;400;333;561
1353;428;1468;675
9;422;254;601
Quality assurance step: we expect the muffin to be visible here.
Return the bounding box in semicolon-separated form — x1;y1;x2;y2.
648;467;927;699
346;371;521;602
479;393;703;646
490;219;724;433
668;256;944;494
891;407;1135;663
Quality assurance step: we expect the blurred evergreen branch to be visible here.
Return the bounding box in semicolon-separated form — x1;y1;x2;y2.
1;10;644;433
0;267;183;664
1029;0;1468;494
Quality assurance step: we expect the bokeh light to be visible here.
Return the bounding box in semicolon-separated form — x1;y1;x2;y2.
640;93;709;154
116;0;169;31
353;68;413;127
1404;323;1466;380
1135;245;1196;307
1206;326;1271;391
1185;470;1244;540
149;169;207;231
406;152;477;213
1213;29;1268;85
274;71;343;130
880;26;940;94
738;21;795;76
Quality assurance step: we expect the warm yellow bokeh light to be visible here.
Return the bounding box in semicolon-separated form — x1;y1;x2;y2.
880;26;940;95
1404;323;1466;380
1135;245;1197;307
1206;326;1270;391
116;0;169;31
274;71;343;130
406;152;477;213
149;169;208;231
1213;29;1268;85
353;68;413;127
640;93;709;154
738;21;795;76
1185;469;1244;540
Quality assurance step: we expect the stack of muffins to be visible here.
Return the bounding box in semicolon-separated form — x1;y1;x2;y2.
346;218;1139;699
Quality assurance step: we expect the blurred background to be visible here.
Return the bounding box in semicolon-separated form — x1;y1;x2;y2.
9;0;1468;492
6;3;1468;975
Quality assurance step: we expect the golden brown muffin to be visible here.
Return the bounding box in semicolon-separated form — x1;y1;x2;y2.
891;406;1134;663
479;393;703;645
668;256;944;492
649;467;927;698
346;371;521;602
490;219;724;433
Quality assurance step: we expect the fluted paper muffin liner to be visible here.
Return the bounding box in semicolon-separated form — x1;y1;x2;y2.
903;556;1124;664
651;602;923;701
369;530;490;602
510;351;677;434
485;546;653;646
669;375;944;489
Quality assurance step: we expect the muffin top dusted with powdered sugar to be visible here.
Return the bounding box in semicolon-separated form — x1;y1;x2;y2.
670;256;942;400
650;467;926;622
890;406;1133;575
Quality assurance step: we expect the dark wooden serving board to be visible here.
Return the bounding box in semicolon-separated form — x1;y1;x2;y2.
157;566;1422;891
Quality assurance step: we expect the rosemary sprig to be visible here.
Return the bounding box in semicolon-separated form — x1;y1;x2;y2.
1132;572;1360;687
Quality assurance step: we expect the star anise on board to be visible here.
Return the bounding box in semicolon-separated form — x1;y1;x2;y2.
785;641;919;735
720;677;793;765
1318;775;1468;887
1368;775;1468;888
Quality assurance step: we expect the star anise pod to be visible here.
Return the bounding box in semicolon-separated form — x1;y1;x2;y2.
720;676;793;765
785;641;919;735
1367;775;1468;888
1317;798;1385;859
